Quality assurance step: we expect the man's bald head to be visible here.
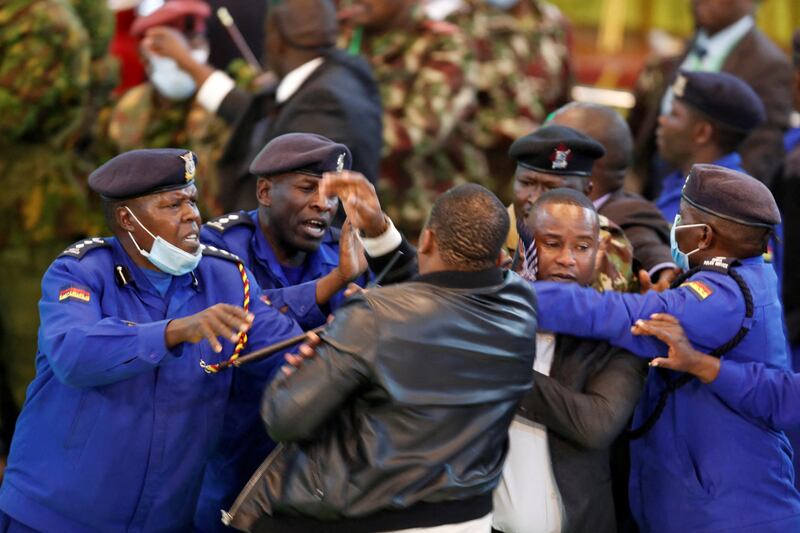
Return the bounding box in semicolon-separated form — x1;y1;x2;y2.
549;102;632;197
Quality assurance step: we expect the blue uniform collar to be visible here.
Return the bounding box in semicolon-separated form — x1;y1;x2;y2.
249;210;339;287
109;237;199;299
713;151;743;170
785;127;800;152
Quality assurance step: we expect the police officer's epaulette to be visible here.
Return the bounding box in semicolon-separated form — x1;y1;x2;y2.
59;238;111;259
201;245;243;264
204;211;254;234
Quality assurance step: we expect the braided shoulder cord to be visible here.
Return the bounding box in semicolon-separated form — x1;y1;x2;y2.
200;262;251;374
627;265;754;439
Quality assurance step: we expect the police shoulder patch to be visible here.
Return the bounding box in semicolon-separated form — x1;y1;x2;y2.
681;280;714;301
204;212;254;234
201;245;243;264
58;284;91;303
59;238;111;259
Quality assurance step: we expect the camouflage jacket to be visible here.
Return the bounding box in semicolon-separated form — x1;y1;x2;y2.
0;0;102;249
449;0;573;150
0;0;90;143
339;9;478;233
506;206;636;293
105;83;231;216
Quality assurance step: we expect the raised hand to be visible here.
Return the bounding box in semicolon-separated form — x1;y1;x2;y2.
631;313;720;383
320;171;387;237
165;304;254;353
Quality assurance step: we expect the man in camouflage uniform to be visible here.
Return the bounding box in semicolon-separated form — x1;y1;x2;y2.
447;0;573;201
0;0;97;408
508;125;636;293
338;0;478;236
102;0;231;216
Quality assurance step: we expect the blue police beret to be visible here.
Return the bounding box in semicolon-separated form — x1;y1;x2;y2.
671;70;765;132
681;164;780;228
508;125;605;177
249;133;352;178
89;148;198;200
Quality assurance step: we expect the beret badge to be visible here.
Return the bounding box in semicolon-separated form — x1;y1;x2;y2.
550;144;572;170
181;152;196;182
672;73;687;98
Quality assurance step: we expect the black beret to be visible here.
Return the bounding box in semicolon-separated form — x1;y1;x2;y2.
508;125;605;177
249;133;352;178
681;164;780;228
671;70;765;132
89;148;198;200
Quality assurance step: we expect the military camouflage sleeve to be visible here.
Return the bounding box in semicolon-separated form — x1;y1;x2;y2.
0;0;90;141
382;24;477;157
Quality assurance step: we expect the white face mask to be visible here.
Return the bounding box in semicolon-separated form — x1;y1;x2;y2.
126;207;202;276
148;47;209;101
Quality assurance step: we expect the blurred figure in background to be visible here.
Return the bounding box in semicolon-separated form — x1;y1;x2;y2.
0;0;100;408
448;0;573;201
629;0;792;195
338;0;477;236
103;0;231;216
148;0;382;215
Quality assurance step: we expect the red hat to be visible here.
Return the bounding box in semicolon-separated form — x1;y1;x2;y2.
131;0;211;37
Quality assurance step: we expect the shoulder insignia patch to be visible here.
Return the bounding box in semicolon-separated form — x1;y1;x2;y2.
204;211;254;233
59;238;110;259
681;280;714;301
58;285;91;303
201;245;243;263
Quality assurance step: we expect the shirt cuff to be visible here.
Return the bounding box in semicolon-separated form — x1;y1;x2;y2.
360;217;402;258
708;359;745;398
196;70;235;113
138;319;180;364
648;262;678;279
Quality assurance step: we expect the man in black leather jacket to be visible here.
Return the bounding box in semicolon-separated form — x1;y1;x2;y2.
223;183;538;532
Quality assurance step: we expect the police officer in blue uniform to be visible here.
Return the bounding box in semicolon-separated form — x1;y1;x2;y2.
655;70;764;222
0;149;303;533
195;133;393;531
534;164;800;532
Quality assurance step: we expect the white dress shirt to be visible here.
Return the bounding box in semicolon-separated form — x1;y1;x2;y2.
196;57;325;113
493;332;565;533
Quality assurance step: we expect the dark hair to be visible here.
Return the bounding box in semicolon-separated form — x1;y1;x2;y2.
551;102;633;175
709;121;749;154
532;187;597;216
427;183;509;270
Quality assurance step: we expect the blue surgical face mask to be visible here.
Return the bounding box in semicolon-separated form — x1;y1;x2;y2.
670;214;707;270
126;207;202;276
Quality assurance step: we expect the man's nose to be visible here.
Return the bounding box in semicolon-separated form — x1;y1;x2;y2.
556;248;577;266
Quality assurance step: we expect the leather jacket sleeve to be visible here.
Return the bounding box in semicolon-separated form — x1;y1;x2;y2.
521;349;647;450
261;297;377;442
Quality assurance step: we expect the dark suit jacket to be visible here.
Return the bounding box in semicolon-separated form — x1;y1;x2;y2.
777;139;800;344
629;27;793;189
518;335;647;533
598;188;672;275
215;48;383;212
